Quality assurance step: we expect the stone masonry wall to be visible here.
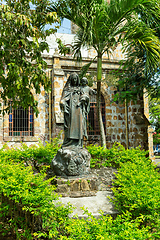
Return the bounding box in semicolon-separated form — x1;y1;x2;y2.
0;49;152;154
0;86;49;148
52;53;151;151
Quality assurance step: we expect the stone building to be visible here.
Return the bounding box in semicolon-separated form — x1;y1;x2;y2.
0;33;154;158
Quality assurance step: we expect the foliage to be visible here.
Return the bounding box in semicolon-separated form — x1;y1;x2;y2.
58;144;159;239
87;142;149;168
0;137;60;170
113;51;160;104
153;132;160;145
59;211;152;240
149;97;160;133
0;141;159;239
0;0;59;114
50;0;160;147
56;38;71;55
51;0;160;66
0;156;72;239
149;97;160;144
112;156;160;238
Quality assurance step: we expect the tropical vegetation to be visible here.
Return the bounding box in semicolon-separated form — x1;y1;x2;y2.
49;0;160;147
0;0;59;114
0;141;159;239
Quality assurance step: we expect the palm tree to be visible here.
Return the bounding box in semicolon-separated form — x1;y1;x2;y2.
49;0;160;147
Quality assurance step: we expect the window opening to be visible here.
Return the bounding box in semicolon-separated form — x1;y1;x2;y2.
9;105;34;136
87;94;106;136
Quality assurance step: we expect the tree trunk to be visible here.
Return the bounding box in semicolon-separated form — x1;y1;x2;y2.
97;54;106;148
125;99;129;149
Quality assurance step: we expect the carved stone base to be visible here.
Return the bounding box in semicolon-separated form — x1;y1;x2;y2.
51;146;91;176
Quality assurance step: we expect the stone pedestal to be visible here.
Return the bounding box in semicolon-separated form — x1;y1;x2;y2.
51;146;91;176
53;167;118;218
51;167;117;198
53;176;98;197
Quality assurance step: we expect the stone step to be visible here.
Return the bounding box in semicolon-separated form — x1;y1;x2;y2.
54;190;118;219
53;167;116;197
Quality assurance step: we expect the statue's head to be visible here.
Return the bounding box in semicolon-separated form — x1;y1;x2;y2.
70;72;80;86
81;77;88;86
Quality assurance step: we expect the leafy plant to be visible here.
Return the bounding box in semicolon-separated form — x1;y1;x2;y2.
59;209;152;240
0;0;59;113
0;141;159;239
87;142;149;168
112;156;160;238
50;0;160;147
0;156;72;239
0;137;61;173
153;132;160;145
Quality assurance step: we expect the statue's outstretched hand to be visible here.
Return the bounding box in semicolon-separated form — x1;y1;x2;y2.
92;89;97;95
60;102;64;111
60;102;69;113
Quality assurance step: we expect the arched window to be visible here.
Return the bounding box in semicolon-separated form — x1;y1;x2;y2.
87;94;106;136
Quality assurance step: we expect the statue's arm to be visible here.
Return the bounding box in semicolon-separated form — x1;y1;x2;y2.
88;87;97;95
60;92;71;113
91;88;97;95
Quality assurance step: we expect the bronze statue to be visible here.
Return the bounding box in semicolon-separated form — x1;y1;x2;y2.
60;73;91;147
51;73;94;176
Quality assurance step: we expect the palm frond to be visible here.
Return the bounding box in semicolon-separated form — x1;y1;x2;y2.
122;20;160;72
49;0;160;76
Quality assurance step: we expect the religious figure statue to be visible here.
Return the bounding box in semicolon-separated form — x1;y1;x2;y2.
51;73;94;176
78;77;97;140
60;73;92;148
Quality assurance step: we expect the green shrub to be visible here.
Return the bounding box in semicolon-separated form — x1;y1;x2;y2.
0;157;72;239
59;210;152;240
1;141;159;239
0;137;60;172
112;156;160;238
87;142;149;168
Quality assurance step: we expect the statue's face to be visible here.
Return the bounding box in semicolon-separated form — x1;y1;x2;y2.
81;78;88;86
71;75;78;86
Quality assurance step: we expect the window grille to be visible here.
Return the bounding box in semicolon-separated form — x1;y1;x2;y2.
9;105;34;136
87;94;106;136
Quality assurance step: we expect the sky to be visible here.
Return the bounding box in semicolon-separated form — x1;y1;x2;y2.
49;0;71;33
45;18;71;34
57;19;71;34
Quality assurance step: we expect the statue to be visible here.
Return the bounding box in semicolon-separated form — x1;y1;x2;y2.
51;73;95;176
78;77;96;140
60;74;92;147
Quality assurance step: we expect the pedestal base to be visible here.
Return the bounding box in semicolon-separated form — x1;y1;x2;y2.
53;167;118;218
51;146;91;176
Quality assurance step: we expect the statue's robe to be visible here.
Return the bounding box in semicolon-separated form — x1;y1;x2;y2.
61;86;89;147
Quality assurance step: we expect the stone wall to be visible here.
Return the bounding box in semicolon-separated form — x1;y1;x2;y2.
0;49;153;156
101;84;149;149
0;86;48;148
0;55;53;148
52;53;151;152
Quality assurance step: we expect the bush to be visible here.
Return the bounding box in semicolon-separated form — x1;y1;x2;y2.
153;133;160;145
112;156;160;238
0;137;60;172
58;210;152;240
87;142;149;168
0;141;159;239
0;157;72;239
